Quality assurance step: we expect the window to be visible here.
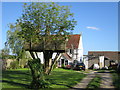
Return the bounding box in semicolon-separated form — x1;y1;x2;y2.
70;49;72;54
65;60;68;65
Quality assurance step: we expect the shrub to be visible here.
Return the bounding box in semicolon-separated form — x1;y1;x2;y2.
28;58;50;89
19;59;28;68
112;71;120;89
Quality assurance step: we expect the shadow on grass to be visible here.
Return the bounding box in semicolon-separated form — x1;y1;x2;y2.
2;70;30;76
2;68;86;89
2;69;31;88
50;82;73;88
2;80;29;88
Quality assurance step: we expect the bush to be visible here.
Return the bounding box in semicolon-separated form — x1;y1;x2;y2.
28;59;50;89
19;59;28;68
112;71;120;89
117;64;120;73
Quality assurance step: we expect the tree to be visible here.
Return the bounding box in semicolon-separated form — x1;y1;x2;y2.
7;2;77;88
6;24;26;62
16;2;76;74
0;48;9;59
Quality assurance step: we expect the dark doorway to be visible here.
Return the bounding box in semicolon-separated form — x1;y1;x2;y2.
61;59;64;67
65;60;68;65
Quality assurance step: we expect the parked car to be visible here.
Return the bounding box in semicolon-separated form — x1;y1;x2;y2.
65;65;72;69
72;63;85;71
64;63;73;69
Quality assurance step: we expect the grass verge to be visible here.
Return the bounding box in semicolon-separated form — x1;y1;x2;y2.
2;68;86;88
111;70;120;89
87;75;101;89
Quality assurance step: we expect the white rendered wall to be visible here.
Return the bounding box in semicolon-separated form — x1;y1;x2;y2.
67;34;83;63
83;56;88;69
77;35;83;63
37;52;58;64
99;56;104;69
67;49;72;57
52;53;57;59
25;51;44;64
37;52;44;64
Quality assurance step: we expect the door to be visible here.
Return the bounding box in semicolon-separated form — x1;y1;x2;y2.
61;59;64;67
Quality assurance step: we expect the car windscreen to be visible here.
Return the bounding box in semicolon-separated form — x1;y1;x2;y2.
77;63;84;66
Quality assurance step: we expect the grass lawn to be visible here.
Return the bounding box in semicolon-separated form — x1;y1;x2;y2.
2;68;86;89
78;69;92;74
95;70;106;73
87;75;101;89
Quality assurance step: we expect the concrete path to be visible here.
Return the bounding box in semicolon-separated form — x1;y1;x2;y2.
70;70;115;89
98;71;115;89
70;71;96;89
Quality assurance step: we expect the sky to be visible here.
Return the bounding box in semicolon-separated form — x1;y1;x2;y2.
1;2;118;54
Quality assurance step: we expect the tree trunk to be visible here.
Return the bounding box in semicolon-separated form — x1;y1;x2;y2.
43;50;53;75
29;51;36;59
35;52;39;59
48;53;62;75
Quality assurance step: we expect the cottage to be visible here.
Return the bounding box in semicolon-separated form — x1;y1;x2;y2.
26;34;83;67
57;34;83;67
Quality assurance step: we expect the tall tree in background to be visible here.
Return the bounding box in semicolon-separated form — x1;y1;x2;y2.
7;24;25;62
0;48;9;59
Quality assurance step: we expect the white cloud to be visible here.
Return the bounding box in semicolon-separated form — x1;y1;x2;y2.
86;26;99;30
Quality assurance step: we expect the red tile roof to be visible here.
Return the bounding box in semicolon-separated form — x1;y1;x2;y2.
66;35;80;49
88;51;120;61
62;53;72;61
